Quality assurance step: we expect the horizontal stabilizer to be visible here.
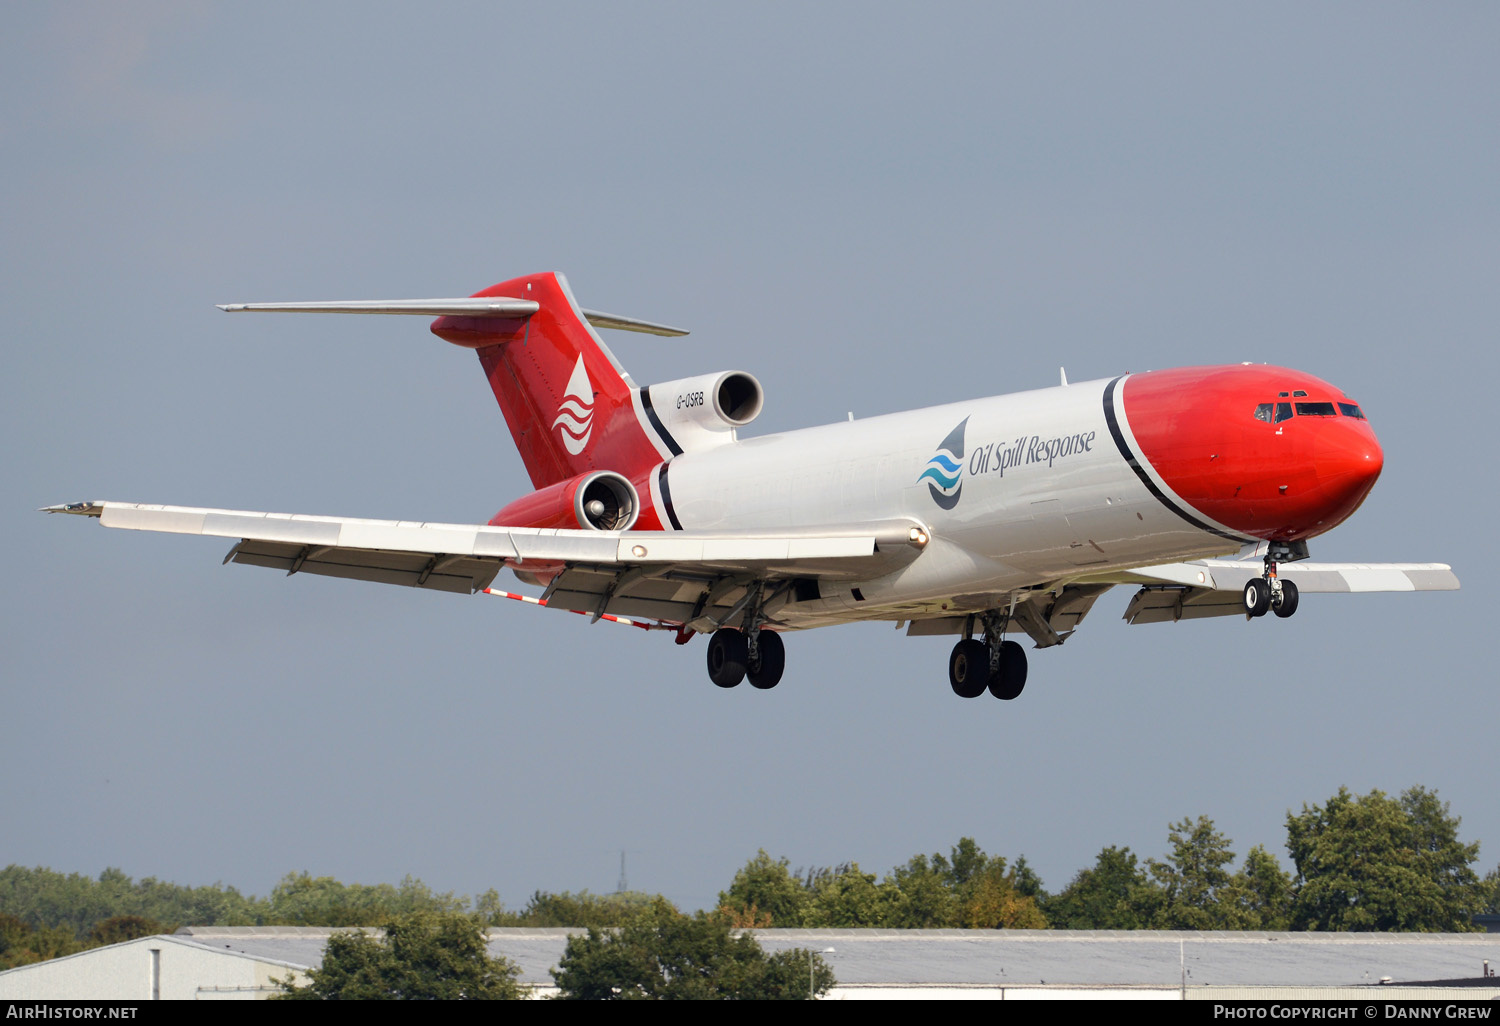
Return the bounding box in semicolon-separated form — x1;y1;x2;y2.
217;298;688;335
217;298;540;317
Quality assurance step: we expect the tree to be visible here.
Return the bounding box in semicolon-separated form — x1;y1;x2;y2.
1043;846;1161;929
1478;865;1500;916
803;863;900;927
884;855;960;928
717;851;810;927
1230;845;1295;931
87;915;167;947
0;914;82;970
276;911;524;1000
510;890;660;928
1286;786;1482;932
552;899;833;1000
1148;816;1241;930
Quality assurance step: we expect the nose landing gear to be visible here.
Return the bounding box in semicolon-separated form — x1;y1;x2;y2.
1246;542;1303;619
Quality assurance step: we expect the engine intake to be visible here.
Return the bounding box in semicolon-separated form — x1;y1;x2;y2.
645;370;764;453
489;470;640;532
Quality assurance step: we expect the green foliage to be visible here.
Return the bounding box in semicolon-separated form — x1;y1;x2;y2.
1;913;84;969
720;840;1046;930
276;912;524;1000
717;851;810;927
87;915;168;947
1148;816;1242;930
0;865;258;940
1286;786;1482;932
503;890;662;928
551;899;833;1000
262;872;466;927
884;855;960;928
1479;865;1500;916
1231;845;1296;931
1044;846;1159;929
803;863;900;927
1145;817;1298;930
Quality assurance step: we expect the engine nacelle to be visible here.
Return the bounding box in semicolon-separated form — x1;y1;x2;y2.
644;370;763;453
489;470;640;532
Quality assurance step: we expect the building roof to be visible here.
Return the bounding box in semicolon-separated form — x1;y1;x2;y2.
173;927;1500;989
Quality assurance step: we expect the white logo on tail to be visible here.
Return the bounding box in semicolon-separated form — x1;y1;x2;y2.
552;355;595;455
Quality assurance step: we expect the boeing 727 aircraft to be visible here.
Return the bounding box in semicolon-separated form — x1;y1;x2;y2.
45;272;1458;700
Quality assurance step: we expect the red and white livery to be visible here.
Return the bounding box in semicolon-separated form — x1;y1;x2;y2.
46;272;1458;699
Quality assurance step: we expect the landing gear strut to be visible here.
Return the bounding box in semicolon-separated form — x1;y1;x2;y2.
1246;541;1303;620
705;581;786;690
949;610;1028;700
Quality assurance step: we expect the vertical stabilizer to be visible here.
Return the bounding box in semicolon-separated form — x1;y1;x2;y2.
430;272;666;490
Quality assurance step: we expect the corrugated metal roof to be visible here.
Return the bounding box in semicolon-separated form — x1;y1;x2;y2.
174;927;1500;989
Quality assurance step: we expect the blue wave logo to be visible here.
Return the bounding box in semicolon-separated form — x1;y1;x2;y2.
920;418;967;510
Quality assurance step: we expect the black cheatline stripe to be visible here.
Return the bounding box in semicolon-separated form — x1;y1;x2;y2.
1102;375;1247;544
638;388;684;457
657;463;684;531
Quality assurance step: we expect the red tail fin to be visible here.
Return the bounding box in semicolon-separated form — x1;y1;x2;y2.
430;272;669;490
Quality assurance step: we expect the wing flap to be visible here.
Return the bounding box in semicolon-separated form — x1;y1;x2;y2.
1123;587;1245;625
228;540;497;594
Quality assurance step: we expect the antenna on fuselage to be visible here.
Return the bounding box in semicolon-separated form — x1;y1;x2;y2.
1060;367;1069;387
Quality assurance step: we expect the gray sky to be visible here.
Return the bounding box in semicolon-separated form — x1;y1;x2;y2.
5;2;1495;915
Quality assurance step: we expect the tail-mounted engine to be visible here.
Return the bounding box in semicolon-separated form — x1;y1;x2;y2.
489;470;640;531
644;371;763;453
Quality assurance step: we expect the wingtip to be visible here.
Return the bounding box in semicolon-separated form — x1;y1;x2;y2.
41;501;104;516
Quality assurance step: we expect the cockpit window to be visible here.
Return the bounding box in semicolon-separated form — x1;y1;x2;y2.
1338;402;1366;420
1295;402;1337;416
1278;391;1289;398
1276;403;1293;423
1254;403;1274;423
1292;390;1307;397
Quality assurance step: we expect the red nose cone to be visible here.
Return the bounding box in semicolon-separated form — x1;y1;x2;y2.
1122;366;1384;542
1310;426;1383;527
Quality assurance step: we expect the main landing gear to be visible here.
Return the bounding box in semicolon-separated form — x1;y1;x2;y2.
949;610;1027;700
704;581;786;690
1243;543;1301;620
706;627;785;689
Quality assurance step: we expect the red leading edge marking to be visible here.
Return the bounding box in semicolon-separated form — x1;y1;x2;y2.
483;588;673;631
1121;365;1384;542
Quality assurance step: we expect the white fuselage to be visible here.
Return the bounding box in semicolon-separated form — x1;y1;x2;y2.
660;376;1239;627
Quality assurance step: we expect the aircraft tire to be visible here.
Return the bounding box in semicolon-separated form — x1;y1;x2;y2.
707;629;748;688
948;639;989;698
1274;579;1300;619
747;630;785;690
988;640;1028;700
1243;579;1272;618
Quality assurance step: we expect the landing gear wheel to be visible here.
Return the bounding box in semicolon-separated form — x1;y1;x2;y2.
987;640;1028;700
747;631;785;690
948;639;989;698
706;629;748;688
1244;578;1272;618
1273;579;1300;619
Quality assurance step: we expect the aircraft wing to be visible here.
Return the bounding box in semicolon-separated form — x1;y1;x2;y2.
1103;558;1459;625
42;501;928;625
909;557;1459;649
